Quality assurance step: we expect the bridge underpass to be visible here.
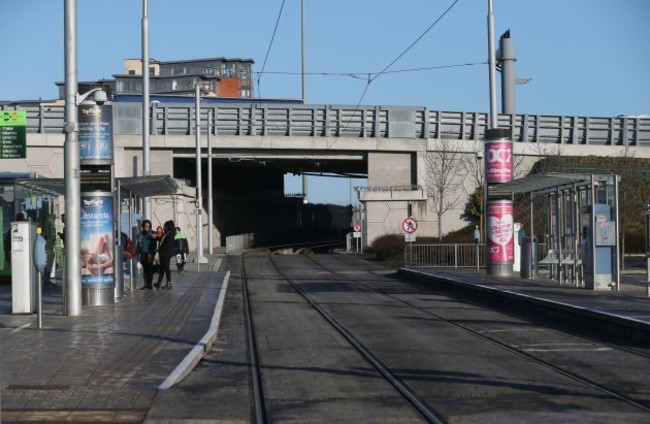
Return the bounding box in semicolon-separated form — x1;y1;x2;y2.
172;153;363;247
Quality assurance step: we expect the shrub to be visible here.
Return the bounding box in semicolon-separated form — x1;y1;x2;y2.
369;234;405;262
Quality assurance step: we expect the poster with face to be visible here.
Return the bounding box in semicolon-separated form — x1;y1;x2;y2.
487;200;514;263
80;195;114;285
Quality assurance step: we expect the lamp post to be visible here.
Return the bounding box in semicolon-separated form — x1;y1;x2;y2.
194;83;208;266
63;0;108;315
142;0;151;219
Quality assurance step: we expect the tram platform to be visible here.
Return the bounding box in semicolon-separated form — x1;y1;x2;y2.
0;253;228;423
399;265;650;343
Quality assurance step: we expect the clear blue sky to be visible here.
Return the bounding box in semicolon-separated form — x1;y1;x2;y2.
3;0;649;204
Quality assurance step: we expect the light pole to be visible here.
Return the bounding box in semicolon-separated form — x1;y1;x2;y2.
194;83;208;265
142;0;151;218
63;0;108;316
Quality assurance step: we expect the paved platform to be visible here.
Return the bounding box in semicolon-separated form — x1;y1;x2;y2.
0;253;227;423
400;266;650;342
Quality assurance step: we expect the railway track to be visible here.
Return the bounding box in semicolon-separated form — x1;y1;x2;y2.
239;253;650;423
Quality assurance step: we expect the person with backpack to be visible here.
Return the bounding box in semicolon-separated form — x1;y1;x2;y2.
154;220;176;289
136;220;156;290
174;227;189;271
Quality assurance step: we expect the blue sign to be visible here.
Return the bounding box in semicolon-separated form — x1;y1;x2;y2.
79;105;113;161
80;195;114;285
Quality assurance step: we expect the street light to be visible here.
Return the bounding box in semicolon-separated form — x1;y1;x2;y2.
64;0;109;316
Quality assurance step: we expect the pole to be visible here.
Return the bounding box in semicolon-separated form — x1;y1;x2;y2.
63;0;82;316
142;0;151;218
487;0;498;129
194;84;206;267
499;31;516;115
301;0;306;102
207;110;214;254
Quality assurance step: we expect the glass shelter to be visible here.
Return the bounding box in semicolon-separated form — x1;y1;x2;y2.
490;173;621;290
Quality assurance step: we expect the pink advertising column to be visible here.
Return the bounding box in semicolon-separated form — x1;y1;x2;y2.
484;128;514;276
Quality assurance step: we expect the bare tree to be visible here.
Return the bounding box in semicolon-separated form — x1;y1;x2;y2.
424;138;467;240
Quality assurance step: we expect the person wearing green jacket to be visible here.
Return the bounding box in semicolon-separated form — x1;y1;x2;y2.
174;227;190;271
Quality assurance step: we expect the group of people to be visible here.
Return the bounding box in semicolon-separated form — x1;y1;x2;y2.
135;219;189;290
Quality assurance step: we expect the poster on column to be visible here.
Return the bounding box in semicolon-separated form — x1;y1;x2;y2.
79;104;113;161
485;140;512;183
487;200;514;263
80;195;114;285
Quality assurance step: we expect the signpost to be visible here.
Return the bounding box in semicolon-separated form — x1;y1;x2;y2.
402;217;418;266
352;224;362;253
0;110;27;159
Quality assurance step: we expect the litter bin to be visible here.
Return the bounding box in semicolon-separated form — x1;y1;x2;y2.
520;236;538;279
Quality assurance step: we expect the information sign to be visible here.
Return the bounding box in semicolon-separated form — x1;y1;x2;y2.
0;110;27;159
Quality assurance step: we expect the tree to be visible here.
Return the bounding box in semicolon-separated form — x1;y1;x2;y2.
424;138;466;240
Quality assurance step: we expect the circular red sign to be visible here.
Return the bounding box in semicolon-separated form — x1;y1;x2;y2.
402;217;418;234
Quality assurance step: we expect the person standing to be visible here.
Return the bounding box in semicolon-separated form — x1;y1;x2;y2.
154;220;175;289
174;227;189;272
136;220;156;290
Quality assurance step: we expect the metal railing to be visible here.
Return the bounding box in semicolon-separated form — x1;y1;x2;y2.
405;243;486;269
3;102;649;145
405;242;550;269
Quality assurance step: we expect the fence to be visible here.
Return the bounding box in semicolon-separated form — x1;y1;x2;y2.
404;242;550;269
3;102;649;145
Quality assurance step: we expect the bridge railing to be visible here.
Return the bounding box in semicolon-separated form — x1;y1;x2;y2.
3;103;649;145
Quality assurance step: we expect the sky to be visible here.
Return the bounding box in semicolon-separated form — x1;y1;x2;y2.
2;0;649;205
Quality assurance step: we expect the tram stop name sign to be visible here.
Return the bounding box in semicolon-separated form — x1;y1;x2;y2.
0;111;27;159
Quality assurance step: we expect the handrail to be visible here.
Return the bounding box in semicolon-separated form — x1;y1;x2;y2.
2;102;648;145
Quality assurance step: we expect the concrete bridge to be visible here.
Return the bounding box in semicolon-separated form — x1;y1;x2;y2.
3;102;650;247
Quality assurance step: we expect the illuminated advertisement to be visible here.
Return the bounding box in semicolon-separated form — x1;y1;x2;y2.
80;195;114;285
487;200;514;264
484;139;513;183
79;104;113;161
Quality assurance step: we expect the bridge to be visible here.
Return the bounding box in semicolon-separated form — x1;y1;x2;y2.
4;102;650;248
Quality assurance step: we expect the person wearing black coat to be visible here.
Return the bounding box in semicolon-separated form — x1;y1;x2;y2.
154;220;176;289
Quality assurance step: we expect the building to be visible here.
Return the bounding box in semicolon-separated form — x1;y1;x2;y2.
56;57;255;101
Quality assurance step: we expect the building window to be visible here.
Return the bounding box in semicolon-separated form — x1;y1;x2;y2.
128;70;136;75
224;63;236;78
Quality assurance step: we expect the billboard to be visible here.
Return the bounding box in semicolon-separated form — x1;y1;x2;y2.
79;104;113;162
485;139;513;184
80;195;114;285
487;200;514;264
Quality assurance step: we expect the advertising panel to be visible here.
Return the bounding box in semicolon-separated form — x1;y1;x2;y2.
80;195;114;285
487;200;514;264
79;104;113;162
485;139;513;184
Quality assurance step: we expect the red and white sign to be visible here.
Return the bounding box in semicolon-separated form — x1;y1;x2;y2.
487;200;514;263
402;217;418;234
353;224;361;232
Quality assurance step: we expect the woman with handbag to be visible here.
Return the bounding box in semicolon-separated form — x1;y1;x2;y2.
136;220;156;290
154;220;176;289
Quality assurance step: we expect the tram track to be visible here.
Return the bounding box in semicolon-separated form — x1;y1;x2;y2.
239;252;650;422
308;253;650;414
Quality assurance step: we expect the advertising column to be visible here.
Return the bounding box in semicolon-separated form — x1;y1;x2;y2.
79;104;115;306
484;128;514;276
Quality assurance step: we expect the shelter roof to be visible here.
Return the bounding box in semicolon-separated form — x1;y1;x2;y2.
15;175;179;198
488;173;618;197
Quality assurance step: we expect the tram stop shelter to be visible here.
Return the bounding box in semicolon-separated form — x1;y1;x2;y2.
14;174;179;295
489;172;621;291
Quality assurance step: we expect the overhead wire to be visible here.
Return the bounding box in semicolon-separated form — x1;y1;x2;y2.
257;0;287;98
334;0;463;141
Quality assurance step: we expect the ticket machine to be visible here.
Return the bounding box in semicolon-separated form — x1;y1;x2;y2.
581;203;615;290
11;221;36;313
